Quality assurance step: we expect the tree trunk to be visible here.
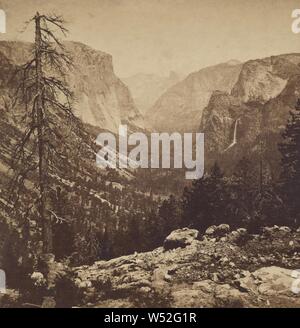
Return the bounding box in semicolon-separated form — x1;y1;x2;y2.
35;12;52;253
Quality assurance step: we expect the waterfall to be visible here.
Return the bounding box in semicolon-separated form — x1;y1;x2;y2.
232;118;239;144
224;118;239;152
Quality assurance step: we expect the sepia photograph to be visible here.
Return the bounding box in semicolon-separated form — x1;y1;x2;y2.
0;0;300;311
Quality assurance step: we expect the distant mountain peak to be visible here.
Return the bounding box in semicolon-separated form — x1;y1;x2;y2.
0;40;144;133
201;52;300;173
122;72;182;115
146;61;242;132
225;59;241;66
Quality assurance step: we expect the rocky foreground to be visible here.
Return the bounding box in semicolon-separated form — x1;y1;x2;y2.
1;224;300;308
73;225;300;308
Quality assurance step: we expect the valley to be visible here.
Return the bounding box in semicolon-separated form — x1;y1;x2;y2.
1;38;300;308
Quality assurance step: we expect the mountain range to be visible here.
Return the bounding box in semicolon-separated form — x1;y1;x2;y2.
201;54;300;172
1;40;300;178
0;41;144;134
146;60;242;132
122;71;182;115
142;54;300;175
0;41;142;233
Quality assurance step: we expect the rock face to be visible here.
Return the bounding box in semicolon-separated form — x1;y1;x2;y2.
200;54;300;172
122;71;182;115
146;61;242;132
163;228;199;250
146;54;300;174
71;225;300;308
205;224;230;238
0;41;144;133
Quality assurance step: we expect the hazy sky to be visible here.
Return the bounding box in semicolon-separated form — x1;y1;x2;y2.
1;0;300;77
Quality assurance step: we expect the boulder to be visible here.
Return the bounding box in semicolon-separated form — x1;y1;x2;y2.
205;224;230;238
237;228;247;235
227;228;248;244
205;225;217;235
253;266;297;296
279;226;292;233
236;272;258;293
214;284;246;308
172;280;216;307
30;272;46;287
235;266;300;307
262;226;277;235
0;289;21;308
163;228;199;251
262;226;294;241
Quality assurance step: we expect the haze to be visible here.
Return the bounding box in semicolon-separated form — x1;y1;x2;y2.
0;0;300;77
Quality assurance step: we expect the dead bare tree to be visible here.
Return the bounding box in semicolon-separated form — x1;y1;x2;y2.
10;12;80;253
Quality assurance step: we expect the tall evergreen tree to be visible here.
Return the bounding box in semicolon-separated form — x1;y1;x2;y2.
182;162;228;232
158;194;182;235
229;157;257;227
10;13;80;253
278;98;300;226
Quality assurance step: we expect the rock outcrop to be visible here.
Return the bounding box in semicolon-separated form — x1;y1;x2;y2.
0;41;144;133
200;54;300;172
147;54;300;174
204;224;230;238
147;61;242;132
71;225;300;308
163;228;199;250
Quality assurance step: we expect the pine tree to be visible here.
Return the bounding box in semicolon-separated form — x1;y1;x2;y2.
206;162;228;226
10;13;80;253
182;162;228;232
158;194;182;235
230;157;257;227
278;98;300;226
182;177;208;231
